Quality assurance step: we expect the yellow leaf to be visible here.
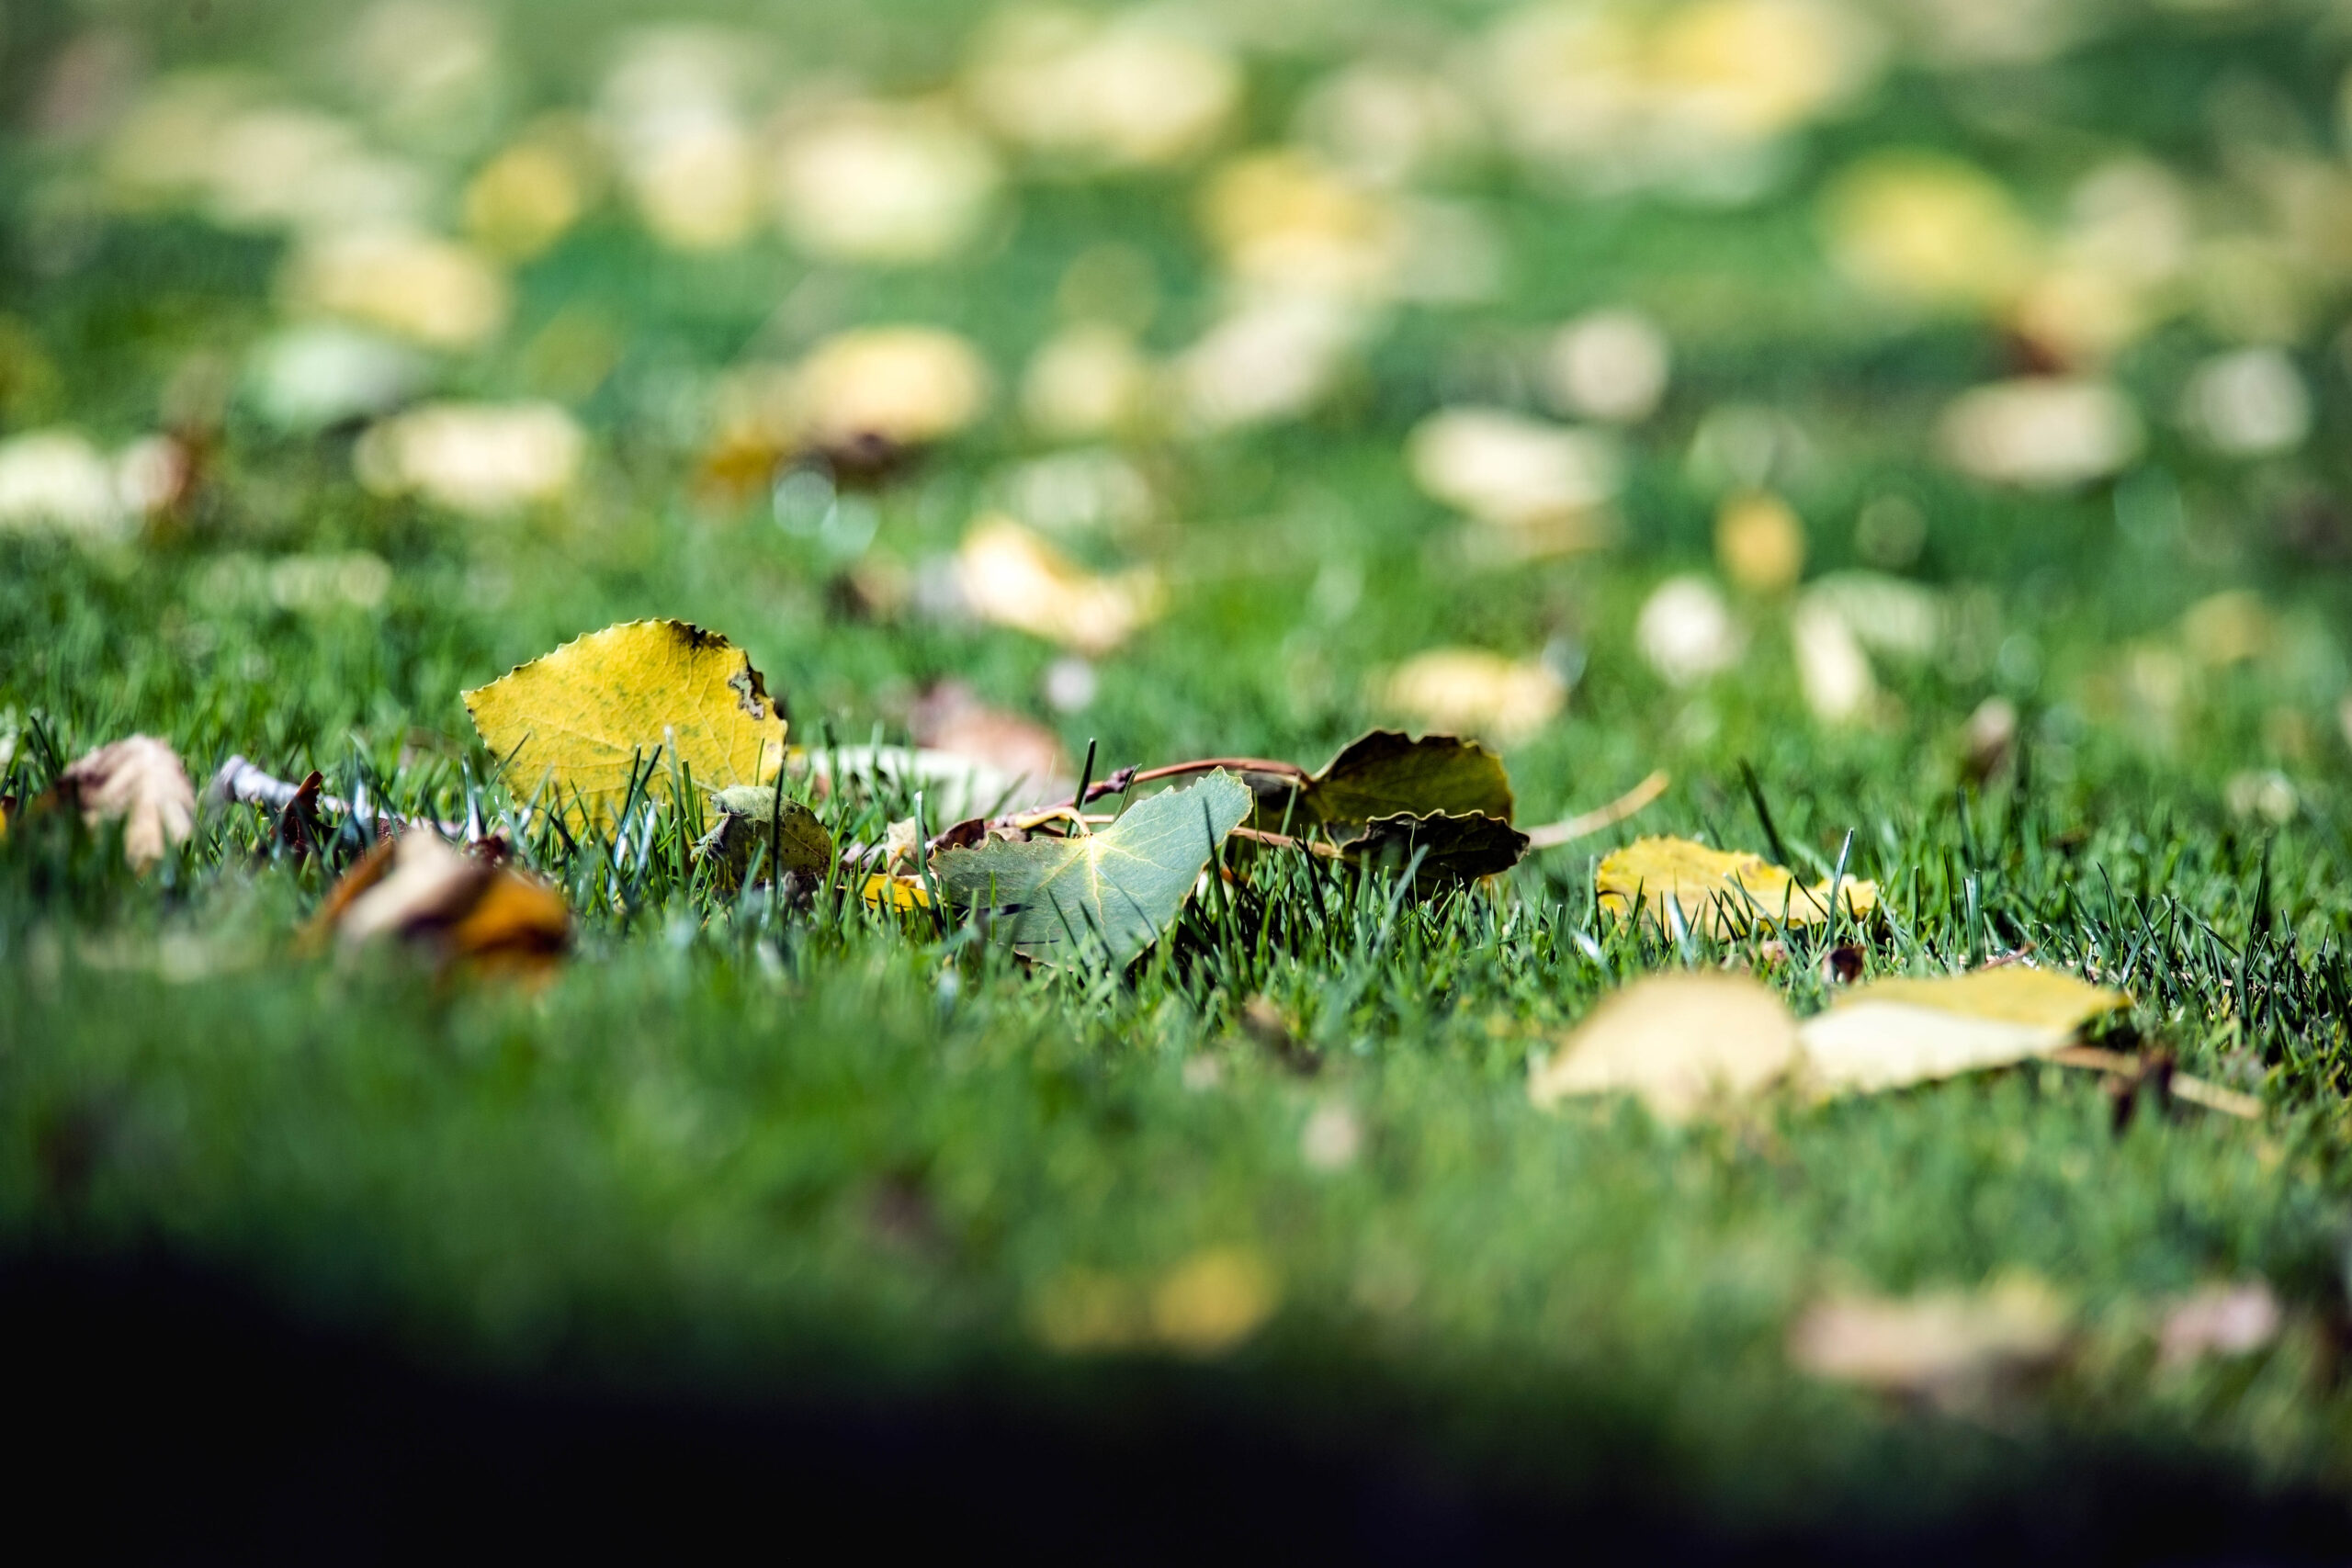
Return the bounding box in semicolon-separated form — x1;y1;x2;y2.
464;620;788;829
1797;967;2128;1096
956;514;1163;654
861;873;933;910
1529;972;1800;1123
1598;836;1877;937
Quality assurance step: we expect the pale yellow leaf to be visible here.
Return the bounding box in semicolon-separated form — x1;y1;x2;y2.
59;735;196;873
1597;836;1877;937
464;620;788;829
956;514;1163;654
861;872;933;910
1797;966;2128;1096
1788;1274;2069;1404
1529;971;1800;1122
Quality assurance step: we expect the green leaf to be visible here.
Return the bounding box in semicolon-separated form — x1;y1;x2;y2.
697;784;833;886
1340;810;1530;887
934;771;1253;966
1250;730;1514;833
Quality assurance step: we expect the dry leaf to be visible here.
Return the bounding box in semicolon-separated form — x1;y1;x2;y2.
910;682;1070;802
1255;728;1514;833
465;620;788;829
1598;836;1878;937
1380;649;1566;748
695;784;832;888
772;101;1001;265
58;735;196;873
861;872;933;911
966;9;1240;170
956;514;1164;654
2157;1283;2281;1371
1796;967;2127;1096
1340;811;1529;887
320;829;569;975
1406;406;1622;533
791;326;991;457
1788;1275;2069;1405
1937;377;2142;490
1529;972;1801;1122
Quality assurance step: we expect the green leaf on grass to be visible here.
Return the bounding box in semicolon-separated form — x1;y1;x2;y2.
1340;810;1531;886
935;770;1253;965
696;784;833;887
1250;729;1513;833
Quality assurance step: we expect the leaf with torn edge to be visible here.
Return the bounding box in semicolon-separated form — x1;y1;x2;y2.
1340;810;1529;886
695;784;832;888
464;620;788;829
1598;836;1877;937
1249;729;1512;833
933;770;1252;965
58;735;196;873
1529;972;1800;1123
1796;966;2127;1096
316;830;569;976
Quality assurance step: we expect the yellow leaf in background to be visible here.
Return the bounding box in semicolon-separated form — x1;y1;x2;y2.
58;735;196;874
1597;836;1877;937
956;514;1163;654
464;620;788;829
1529;972;1800;1122
1787;1274;2069;1407
860;872;933;910
1796;966;2127;1096
1380;648;1566;749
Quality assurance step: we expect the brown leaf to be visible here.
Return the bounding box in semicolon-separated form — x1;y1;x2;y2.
910;681;1071;801
318;829;569;976
58;735;196;873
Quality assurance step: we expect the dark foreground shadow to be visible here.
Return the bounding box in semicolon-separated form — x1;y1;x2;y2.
6;1247;2347;1564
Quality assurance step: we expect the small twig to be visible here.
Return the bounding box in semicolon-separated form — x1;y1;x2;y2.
1229;825;1342;860
1522;770;1670;852
209;755;466;838
2050;1045;2261;1119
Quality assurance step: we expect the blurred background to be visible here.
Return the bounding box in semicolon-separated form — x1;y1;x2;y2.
3;0;2350;821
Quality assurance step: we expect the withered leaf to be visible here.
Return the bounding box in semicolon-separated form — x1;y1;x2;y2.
695;783;833;887
318;829;569;975
1797;966;2128;1096
1251;729;1513;833
58;735;197;873
1340;809;1529;886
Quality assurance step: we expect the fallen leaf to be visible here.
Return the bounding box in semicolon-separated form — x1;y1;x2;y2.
956;513;1164;654
2157;1282;2281;1371
804;742;1057;820
861;872;933;911
58;735;196;873
1380;649;1567;747
1149;1247;1280;1357
1340;810;1529;886
695;784;833;887
1787;1275;2069;1406
1528;972;1800;1123
319;829;570;975
933;770;1252;965
1796;966;2127;1096
1598;836;1878;937
910;681;1070;802
464;620;789;829
1251;728;1513;833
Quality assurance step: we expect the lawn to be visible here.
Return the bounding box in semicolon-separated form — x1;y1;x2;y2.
6;0;2352;1554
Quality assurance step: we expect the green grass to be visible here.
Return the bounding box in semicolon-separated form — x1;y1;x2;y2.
6;0;2352;1541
